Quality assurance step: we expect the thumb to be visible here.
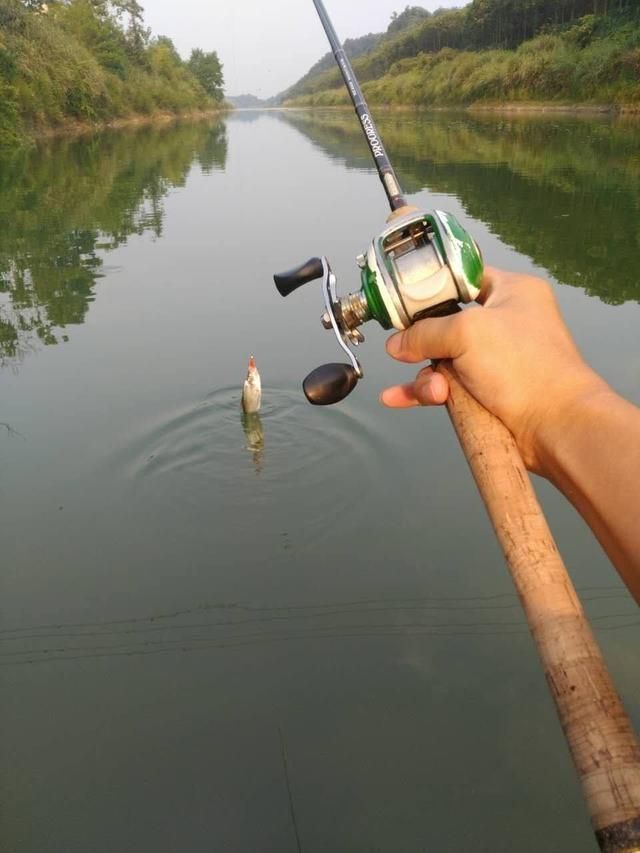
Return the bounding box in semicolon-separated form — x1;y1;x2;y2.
386;312;468;364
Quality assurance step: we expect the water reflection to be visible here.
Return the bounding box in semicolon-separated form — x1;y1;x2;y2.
279;109;640;305
114;386;390;552
241;411;265;475
0;119;227;366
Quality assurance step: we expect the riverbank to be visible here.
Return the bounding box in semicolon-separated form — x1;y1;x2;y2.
469;102;640;115
32;107;231;142
0;0;225;148
280;102;640;118
284;11;640;114
286;92;640;115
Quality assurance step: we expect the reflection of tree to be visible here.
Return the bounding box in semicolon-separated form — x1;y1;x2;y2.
0;119;228;365
196;120;229;174
280;110;640;305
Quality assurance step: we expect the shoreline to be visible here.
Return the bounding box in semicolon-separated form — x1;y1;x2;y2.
15;100;640;146
469;101;640;115
25;107;231;143
282;101;640;117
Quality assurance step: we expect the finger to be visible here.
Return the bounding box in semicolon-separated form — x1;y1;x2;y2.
380;369;450;408
386;312;466;364
414;368;449;405
379;383;421;408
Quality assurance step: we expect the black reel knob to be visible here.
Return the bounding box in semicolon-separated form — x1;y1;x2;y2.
274;257;324;297
303;363;359;406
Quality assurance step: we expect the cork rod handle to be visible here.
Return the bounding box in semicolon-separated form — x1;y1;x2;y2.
437;360;640;852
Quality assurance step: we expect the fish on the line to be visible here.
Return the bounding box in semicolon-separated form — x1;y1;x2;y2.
242;355;262;414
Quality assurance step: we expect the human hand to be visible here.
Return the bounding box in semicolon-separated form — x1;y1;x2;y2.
380;266;608;475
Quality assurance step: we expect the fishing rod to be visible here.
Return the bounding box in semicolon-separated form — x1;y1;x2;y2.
273;2;640;850
309;0;405;212
275;5;482;407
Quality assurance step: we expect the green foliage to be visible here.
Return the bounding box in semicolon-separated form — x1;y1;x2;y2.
57;0;128;77
148;35;182;76
0;0;26;31
287;10;640;108
0;81;22;146
286;0;640;101
110;0;149;64
0;0;225;146
388;6;432;34
188;48;224;102
278;32;383;101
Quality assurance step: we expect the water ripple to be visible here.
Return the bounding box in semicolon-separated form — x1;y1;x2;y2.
109;385;389;546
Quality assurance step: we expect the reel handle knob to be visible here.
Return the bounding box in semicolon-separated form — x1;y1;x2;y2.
274;257;324;297
303;363;359;406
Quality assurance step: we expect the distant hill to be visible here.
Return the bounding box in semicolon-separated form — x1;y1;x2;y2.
228;94;268;108
283;5;459;102
281;31;384;104
283;0;639;109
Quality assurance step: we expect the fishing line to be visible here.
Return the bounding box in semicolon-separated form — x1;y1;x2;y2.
0;586;626;636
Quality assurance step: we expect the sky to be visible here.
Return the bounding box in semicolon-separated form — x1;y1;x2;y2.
142;0;464;99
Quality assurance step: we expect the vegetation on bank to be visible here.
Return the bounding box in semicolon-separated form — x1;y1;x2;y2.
283;6;453;103
0;0;225;146
285;1;640;108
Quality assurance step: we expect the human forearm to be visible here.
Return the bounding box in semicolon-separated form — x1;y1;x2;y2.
537;387;640;603
381;267;640;602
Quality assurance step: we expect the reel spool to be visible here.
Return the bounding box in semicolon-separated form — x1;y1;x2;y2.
274;209;483;406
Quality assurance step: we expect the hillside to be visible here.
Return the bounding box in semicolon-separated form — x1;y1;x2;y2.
0;0;226;146
284;1;640;108
278;31;384;103
228;94;267;108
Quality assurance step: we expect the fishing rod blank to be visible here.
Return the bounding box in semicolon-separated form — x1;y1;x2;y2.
310;0;406;211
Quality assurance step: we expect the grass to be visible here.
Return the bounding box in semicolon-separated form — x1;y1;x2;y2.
0;0;224;147
285;14;640;110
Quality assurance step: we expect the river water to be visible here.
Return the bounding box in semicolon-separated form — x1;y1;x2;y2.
1;110;638;852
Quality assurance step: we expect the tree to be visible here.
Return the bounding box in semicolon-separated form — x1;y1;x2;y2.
148;35;183;78
187;48;224;101
110;0;149;62
388;5;431;33
57;0;128;77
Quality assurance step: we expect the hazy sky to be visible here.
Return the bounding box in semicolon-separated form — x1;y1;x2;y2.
142;0;463;99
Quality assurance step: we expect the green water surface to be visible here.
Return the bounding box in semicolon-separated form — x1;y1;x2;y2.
1;110;638;852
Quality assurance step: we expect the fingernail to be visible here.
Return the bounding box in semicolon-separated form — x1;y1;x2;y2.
386;334;402;356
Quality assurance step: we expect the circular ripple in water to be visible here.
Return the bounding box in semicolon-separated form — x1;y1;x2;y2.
118;386;388;546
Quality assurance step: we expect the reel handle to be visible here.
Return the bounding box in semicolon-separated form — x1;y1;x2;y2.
274;257;324;297
303;363;359;406
272;255;362;405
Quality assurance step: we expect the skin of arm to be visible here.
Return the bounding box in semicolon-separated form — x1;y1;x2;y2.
380;266;640;604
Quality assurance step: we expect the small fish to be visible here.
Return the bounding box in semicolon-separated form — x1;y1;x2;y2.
242;355;262;414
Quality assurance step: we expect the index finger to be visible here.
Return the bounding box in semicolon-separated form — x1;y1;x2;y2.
386;311;467;364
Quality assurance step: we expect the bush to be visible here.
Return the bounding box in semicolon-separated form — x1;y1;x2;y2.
0;0;224;144
0;80;22;147
288;13;640;108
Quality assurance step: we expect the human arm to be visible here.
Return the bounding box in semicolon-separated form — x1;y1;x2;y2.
380;266;640;603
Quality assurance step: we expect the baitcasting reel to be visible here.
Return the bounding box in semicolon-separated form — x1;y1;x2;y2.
274;208;483;406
